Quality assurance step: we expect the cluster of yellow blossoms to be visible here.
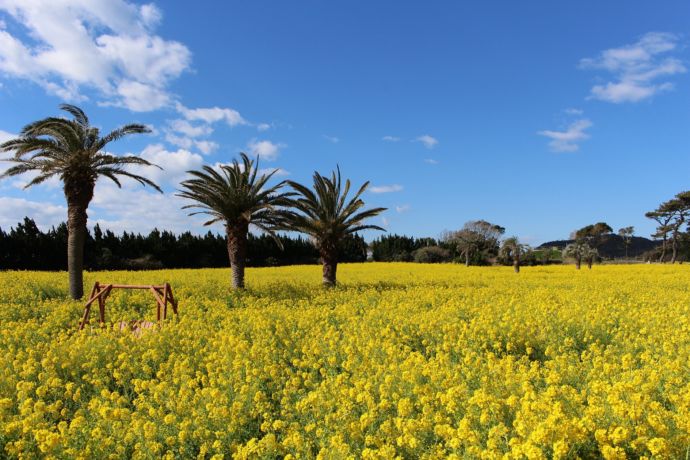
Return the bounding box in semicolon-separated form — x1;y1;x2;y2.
1;264;689;459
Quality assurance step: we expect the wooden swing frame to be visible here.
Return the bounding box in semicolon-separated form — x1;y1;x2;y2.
78;282;178;330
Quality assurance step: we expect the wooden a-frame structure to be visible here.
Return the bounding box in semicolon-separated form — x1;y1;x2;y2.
79;282;178;330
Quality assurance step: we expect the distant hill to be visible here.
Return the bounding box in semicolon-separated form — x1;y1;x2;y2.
537;234;659;259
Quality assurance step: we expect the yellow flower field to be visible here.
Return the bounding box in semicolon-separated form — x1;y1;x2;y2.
1;264;689;459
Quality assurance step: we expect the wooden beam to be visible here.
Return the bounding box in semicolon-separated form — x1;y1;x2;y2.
78;283;179;331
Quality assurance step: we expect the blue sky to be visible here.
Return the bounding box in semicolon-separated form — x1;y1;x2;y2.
1;1;689;245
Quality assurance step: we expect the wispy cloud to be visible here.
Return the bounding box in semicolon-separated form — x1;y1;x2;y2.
323;135;339;143
258;167;290;177
538;119;592;152
370;184;403;194
382;135;400;142
424;158;439;165
130;144;204;186
168;119;213;138
166;103;249;154
257;123;271;132
247;139;285;161
416;135;438;149
564;108;583;115
395;204;410;213
580;32;686;103
0;197;66;230
0;1;191;111
176;103;247;126
0;130;14;143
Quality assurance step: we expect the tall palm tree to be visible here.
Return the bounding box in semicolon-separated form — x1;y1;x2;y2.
0;104;160;299
286;168;386;287
177;153;293;289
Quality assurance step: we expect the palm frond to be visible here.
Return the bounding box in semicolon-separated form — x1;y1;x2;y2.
285;168;386;250
0;105;156;194
59;104;89;127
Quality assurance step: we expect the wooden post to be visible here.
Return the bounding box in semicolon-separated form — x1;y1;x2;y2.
78;282;179;331
166;283;178;316
79;282;101;330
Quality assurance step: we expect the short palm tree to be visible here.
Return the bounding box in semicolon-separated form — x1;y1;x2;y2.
583;245;599;269
0;104;160;299
562;241;592;270
499;236;530;273
177;153;293;289
286;168;386;287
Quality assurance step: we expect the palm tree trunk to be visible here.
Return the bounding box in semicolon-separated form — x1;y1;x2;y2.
65;183;95;300
321;249;338;287
226;222;248;289
66;202;88;299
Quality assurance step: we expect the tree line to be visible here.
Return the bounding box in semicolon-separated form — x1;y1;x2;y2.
0;217;368;271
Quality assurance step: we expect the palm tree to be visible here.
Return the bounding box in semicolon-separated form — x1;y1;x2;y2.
500;236;530;273
177;153;293;289
286;168;386;287
584;245;599;269
562;241;592;270
0;104;160;299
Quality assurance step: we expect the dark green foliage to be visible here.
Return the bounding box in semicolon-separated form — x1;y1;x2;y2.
370;234;437;262
413;246;451;263
0;217;368;270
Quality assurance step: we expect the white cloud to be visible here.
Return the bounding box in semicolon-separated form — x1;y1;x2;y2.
257;123;271;132
258;167;290;177
580;32;686;103
395;205;410;213
194;140;218;155
416;135;438;149
382;136;400;142
0;197;65;230
0;0;191;111
163;134;217;155
168;119;212;138
92;184;208;234
538;119;592;152
370;184;403;194
323;135;339;143
0;129;13;143
163;118;221;155
564;108;583;115
247;139;285;161
139;4;162;29
176;103;247;127
424;158;439;165
125;144;203;187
